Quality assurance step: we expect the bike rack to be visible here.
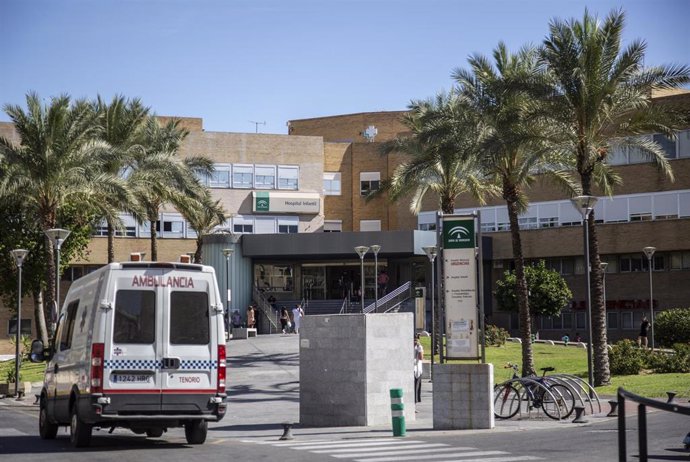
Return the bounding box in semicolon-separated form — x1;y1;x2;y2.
496;377;563;420
544;374;600;415
550;373;602;414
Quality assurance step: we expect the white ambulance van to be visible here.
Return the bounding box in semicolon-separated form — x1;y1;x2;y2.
30;261;228;447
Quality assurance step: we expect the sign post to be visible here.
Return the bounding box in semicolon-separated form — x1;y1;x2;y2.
441;215;480;360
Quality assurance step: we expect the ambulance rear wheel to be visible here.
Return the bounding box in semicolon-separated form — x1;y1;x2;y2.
69;405;92;448
184;420;207;444
39;400;58;439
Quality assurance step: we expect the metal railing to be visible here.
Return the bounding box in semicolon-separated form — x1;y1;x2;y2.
339;294;350;314
363;281;412;314
617;387;690;461
252;286;280;333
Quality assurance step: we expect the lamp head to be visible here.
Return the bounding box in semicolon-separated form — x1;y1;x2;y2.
600;262;608;271
370;244;381;255
222;248;234;258
422;246;438;262
10;249;29;268
354;246;369;258
642;246;656;259
45;228;71;248
570;196;598;219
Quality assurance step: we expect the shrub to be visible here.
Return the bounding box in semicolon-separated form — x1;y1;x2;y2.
654;308;690;347
485;324;510;347
609;339;646;375
647;343;690;374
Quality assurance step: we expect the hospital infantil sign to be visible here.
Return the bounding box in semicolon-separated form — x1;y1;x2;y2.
253;191;320;214
441;215;479;360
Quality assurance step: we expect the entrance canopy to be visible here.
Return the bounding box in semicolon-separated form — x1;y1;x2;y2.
242;230;437;259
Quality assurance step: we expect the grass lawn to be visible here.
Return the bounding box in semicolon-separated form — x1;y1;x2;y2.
419;337;690;399
0;360;47;384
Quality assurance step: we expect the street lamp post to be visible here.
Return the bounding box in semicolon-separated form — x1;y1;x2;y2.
354;246;369;313
45;228;71;333
10;249;29;398
422;246;438;374
371;245;381;312
222;248;234;334
570;196;597;391
643;246;656;350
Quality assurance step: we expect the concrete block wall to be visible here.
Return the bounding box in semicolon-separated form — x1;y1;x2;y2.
432;363;494;430
300;312;414;427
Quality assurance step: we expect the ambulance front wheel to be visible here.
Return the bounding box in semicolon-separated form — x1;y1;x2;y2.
69;405;92;448
38;398;58;439
184;420;207;445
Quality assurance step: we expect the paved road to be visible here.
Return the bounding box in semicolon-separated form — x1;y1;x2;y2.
1;333;688;461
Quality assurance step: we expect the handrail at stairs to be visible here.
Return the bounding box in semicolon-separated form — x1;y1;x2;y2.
363;281;412;314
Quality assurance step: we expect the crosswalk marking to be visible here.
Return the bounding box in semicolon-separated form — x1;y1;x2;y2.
241;437;543;462
433;457;542;462
292;440;428;450
318;443;451;454
331;447;475;458
353;450;508;462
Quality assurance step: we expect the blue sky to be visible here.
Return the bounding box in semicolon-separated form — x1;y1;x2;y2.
1;0;688;134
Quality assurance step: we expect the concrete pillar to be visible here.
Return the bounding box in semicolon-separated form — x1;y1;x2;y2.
299;313;415;427
432;363;494;430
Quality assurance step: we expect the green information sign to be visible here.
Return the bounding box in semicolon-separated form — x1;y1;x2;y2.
255;192;270;212
442;219;475;249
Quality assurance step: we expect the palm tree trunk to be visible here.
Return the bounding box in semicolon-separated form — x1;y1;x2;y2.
434;195;456;359
150;219;158;262
581;173;611;386
506;195;535;377
194;237;203;264
33;289;48;345
587;210;611;385
107;219;115;263
44;234;57;338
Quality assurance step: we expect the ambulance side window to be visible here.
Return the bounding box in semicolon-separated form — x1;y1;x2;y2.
170;292;209;345
59;301;79;351
114;290;155;344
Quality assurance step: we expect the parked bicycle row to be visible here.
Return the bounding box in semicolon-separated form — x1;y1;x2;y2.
494;363;601;420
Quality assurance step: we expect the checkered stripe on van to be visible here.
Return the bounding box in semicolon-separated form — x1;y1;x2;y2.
180;360;217;370
104;359;162;370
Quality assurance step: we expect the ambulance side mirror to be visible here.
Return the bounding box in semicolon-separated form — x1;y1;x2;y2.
30;339;51;362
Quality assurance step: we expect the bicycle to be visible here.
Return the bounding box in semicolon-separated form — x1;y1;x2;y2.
493;363;576;420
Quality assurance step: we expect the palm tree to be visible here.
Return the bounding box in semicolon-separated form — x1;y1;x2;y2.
379;92;495;214
453;43;575;376
129;117;213;261
376;92;497;356
0;92;128;338
93;95;149;263
178;189;227;264
540;8;690;385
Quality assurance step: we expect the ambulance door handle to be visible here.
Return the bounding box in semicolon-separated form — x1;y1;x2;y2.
54;364;59;374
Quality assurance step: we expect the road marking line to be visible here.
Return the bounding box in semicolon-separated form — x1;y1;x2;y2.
329;447;476;458
427;457;543;462
354;450;508;462
316;443;451;454
270;438;413;447
293;440;427;450
0;428;30;436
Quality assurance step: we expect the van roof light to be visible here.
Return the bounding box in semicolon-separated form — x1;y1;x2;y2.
179;255;192;264
130;252;146;262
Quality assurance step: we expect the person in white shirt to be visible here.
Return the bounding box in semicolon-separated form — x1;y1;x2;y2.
292;304;304;334
414;334;424;404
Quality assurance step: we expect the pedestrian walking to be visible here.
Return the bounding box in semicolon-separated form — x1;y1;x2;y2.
377;269;389;296
414;334;423;405
638;316;650;348
292;304;304;335
247;305;256;329
280;306;289;334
